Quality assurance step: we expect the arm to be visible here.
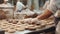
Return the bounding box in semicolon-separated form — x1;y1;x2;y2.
21;3;27;10
36;0;58;20
37;9;53;20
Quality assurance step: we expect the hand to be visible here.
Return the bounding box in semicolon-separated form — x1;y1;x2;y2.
24;18;32;23
31;18;41;24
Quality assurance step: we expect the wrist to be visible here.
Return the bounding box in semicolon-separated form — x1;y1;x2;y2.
36;16;41;20
36;18;41;21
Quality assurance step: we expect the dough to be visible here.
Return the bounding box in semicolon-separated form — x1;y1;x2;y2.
16;27;25;31
8;28;16;33
7;23;12;25
15;25;25;31
27;26;36;30
20;20;25;24
47;21;54;25
9;24;15;30
12;20;18;24
11;24;16;26
0;24;6;29
1;24;9;29
25;25;34;30
34;25;41;29
15;25;21;28
2;29;8;32
3;22;8;24
17;22;22;25
1;26;6;29
8;19;13;23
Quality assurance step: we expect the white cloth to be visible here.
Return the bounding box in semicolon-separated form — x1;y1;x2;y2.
34;10;43;15
16;1;25;11
56;21;60;34
55;10;60;17
47;0;60;17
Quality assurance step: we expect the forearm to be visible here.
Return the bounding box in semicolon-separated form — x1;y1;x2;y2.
37;9;53;20
22;6;27;10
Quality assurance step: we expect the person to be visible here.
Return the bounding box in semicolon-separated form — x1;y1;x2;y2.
16;0;26;12
24;0;60;34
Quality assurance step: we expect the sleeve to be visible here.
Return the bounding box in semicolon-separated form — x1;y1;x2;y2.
47;0;58;14
20;2;25;8
43;1;49;9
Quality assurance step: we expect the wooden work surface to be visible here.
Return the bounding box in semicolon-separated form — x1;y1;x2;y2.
4;24;55;34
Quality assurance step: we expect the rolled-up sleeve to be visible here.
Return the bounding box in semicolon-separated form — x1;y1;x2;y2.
47;0;58;13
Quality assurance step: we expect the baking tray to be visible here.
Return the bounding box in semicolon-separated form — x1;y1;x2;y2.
5;30;32;34
0;24;55;34
26;24;55;34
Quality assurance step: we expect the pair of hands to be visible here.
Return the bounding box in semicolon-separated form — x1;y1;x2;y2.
24;18;40;24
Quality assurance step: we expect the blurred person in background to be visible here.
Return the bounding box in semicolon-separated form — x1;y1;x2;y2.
16;0;26;12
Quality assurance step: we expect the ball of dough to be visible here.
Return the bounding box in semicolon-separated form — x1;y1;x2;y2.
7;23;12;25
2;29;8;32
25;25;34;29
15;25;25;31
16;27;25;31
0;24;7;29
12;20;18;24
8;28;16;33
8;19;13;23
47;21;54;25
